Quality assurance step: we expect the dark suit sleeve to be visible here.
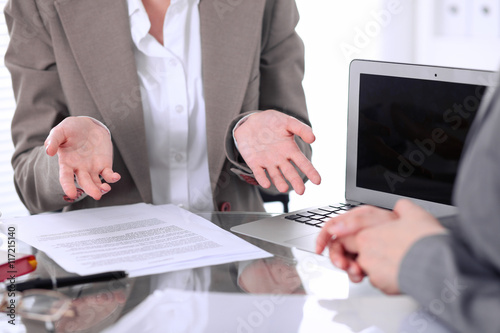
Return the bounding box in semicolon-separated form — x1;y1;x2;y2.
399;233;500;332
225;0;313;194
398;86;500;332
5;0;72;213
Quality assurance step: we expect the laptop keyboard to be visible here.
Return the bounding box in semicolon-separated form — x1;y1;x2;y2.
283;203;357;228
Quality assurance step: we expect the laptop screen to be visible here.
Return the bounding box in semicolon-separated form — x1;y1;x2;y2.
346;60;496;217
356;74;486;205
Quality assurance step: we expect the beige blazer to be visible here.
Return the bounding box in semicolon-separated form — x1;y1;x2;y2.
5;0;312;214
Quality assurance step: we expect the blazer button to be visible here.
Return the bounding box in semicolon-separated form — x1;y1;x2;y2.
219;202;231;212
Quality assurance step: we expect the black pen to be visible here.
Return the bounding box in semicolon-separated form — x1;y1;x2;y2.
3;271;128;292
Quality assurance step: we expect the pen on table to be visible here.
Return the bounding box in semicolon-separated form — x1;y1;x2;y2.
1;270;128;292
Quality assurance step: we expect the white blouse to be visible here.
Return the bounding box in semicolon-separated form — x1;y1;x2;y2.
126;0;214;211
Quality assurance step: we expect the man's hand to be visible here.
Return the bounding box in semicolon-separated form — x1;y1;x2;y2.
44;117;121;201
316;205;398;282
316;200;446;294
233;110;321;194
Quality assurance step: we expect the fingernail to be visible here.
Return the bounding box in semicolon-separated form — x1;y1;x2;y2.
348;266;360;277
100;188;109;194
63;195;74;203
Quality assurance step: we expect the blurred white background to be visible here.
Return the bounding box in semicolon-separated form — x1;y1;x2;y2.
286;0;500;212
287;0;385;212
1;0;500;217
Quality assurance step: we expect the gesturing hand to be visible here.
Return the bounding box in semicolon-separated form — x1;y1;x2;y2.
233;110;321;194
44;117;121;201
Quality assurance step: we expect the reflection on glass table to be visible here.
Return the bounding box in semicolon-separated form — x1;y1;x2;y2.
0;212;455;333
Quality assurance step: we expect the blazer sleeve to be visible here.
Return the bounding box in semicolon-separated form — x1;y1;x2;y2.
399;232;500;332
5;0;73;213
225;0;312;194
398;85;500;332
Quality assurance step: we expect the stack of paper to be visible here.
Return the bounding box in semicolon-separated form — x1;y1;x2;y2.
2;203;271;277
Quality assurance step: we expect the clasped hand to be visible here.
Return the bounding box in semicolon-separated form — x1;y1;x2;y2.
234;110;321;195
315;199;446;294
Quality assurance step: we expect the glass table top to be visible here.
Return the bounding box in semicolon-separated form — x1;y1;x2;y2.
1;211;454;333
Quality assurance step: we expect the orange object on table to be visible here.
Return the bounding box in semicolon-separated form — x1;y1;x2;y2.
0;250;37;282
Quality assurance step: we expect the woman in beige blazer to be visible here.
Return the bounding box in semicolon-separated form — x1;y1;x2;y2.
5;0;320;214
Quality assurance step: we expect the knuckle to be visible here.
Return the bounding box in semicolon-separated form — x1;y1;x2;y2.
357;231;369;244
356;205;377;216
351;214;364;226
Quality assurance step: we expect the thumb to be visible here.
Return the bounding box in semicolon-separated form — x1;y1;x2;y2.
286;117;316;144
44;127;66;156
323;205;397;238
393;199;427;219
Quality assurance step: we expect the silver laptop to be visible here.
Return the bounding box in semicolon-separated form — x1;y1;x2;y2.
231;59;496;253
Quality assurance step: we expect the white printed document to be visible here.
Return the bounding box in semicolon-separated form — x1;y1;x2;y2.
3;203;271;277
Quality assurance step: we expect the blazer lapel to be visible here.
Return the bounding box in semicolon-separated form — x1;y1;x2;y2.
55;0;152;203
200;0;266;190
54;0;266;202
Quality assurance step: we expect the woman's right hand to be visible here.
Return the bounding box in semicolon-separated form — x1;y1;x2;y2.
44;117;121;201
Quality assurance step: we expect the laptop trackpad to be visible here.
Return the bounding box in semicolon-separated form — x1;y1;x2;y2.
285;232;320;254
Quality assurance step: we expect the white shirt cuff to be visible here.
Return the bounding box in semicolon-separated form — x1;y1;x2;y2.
232;113;256;151
77;116;111;136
